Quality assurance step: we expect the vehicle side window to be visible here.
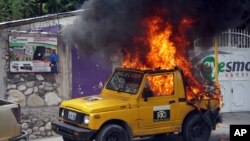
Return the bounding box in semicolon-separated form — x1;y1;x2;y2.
144;73;174;97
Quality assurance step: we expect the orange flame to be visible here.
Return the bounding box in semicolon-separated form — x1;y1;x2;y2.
147;74;174;96
122;15;219;100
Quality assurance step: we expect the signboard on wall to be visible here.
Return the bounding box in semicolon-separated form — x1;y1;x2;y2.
9;35;58;73
193;48;250;112
193;48;250;82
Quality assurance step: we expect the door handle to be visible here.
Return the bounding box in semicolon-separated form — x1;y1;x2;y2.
169;100;175;104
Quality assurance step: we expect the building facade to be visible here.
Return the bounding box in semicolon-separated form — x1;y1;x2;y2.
193;29;250;112
0;11;76;139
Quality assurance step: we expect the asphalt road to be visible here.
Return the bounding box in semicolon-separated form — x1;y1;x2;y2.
32;125;229;141
34;112;250;141
31;131;228;141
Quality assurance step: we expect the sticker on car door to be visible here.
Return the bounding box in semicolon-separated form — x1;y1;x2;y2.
153;105;170;121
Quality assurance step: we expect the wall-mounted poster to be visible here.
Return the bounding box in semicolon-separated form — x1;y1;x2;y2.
9;35;58;73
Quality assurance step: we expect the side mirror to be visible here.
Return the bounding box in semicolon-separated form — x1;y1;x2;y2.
142;89;153;102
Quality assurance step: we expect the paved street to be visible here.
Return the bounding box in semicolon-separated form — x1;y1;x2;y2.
33;112;250;141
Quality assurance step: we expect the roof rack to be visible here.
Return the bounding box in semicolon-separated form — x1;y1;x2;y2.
115;66;183;74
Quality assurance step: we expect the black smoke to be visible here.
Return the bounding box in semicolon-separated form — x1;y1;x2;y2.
63;0;250;62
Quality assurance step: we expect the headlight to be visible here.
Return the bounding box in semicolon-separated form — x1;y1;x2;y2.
61;109;65;117
83;115;89;125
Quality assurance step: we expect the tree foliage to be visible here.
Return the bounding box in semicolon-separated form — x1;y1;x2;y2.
0;0;86;22
44;0;85;13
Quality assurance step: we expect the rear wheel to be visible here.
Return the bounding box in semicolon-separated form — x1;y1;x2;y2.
95;124;129;141
182;113;211;141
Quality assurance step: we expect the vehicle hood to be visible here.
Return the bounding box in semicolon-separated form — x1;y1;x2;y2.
61;95;130;113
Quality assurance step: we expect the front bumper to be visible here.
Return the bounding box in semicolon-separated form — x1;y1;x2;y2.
52;120;96;141
9;131;28;141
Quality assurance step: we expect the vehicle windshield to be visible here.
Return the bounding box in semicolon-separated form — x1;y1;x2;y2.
106;70;143;94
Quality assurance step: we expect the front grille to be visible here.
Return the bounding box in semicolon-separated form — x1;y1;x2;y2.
60;108;84;124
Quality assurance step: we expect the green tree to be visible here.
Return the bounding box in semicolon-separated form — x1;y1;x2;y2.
0;0;40;22
44;0;85;14
22;0;41;17
0;0;23;21
0;0;10;21
0;0;86;22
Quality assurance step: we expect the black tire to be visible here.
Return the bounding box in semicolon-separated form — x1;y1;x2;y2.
182;113;211;141
154;133;166;138
62;137;74;141
95;124;129;141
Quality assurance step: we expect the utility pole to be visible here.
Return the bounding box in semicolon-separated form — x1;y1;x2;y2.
214;35;219;83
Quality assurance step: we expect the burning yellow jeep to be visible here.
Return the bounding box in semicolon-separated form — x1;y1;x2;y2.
52;67;222;141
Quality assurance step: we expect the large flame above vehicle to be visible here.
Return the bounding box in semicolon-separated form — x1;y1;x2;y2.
122;14;209;99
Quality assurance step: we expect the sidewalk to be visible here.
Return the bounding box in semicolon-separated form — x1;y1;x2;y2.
211;112;250;141
33;112;250;141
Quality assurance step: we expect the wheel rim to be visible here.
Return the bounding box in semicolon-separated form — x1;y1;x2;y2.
190;121;207;140
105;131;121;141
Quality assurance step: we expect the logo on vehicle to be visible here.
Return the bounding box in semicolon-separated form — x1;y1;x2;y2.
157;110;167;119
153;105;170;121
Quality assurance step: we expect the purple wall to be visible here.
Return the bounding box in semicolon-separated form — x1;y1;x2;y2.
29;25;112;98
71;48;112;98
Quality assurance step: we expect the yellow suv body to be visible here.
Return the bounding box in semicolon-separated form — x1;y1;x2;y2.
52;68;222;141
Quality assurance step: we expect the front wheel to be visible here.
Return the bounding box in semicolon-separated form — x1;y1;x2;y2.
182;113;211;141
62;137;74;141
95;124;129;141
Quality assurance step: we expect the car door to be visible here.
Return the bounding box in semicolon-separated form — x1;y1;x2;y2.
138;73;179;133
